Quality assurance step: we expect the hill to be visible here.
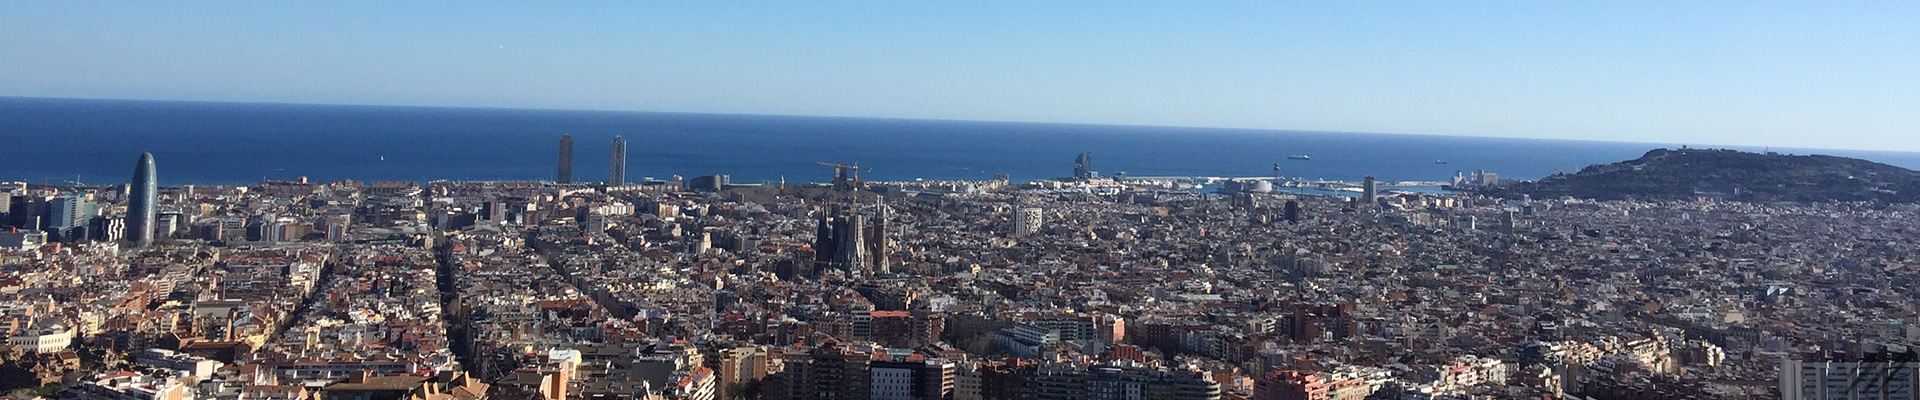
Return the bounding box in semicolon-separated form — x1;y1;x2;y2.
1488;148;1920;203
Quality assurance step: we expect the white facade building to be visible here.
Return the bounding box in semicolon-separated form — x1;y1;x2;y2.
9;324;72;353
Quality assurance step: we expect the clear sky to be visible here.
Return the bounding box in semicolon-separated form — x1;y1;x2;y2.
3;2;1916;151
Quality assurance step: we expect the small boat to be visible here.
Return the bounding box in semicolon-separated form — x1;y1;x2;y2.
1435;160;1448;164
1287;155;1311;160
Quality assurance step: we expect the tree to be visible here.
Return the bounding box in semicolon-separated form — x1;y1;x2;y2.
726;380;761;400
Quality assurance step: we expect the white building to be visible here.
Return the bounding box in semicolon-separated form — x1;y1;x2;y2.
996;323;1060;357
9;324;72;353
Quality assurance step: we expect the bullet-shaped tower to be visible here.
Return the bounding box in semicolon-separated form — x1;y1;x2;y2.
127;153;158;247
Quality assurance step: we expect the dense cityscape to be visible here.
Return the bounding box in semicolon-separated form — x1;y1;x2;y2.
1;134;1916;400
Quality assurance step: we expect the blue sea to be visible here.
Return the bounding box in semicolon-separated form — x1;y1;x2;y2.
4;96;1919;187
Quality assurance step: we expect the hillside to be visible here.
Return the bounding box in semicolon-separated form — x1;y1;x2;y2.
1489;148;1920;203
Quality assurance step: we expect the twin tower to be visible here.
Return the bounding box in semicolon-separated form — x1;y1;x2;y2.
557;134;627;185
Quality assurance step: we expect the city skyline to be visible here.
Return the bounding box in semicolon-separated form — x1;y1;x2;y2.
6;146;1912;399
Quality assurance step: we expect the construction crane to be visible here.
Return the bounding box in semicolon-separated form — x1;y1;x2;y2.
818;162;872;190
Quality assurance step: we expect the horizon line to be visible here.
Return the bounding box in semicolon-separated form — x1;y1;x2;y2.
10;95;1914;157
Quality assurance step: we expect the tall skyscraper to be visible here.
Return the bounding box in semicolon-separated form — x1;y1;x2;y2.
557;134;574;183
608;135;627;185
812;213;837;278
49;195;96;241
1073;152;1095;180
869;205;890;274
127;153;158;247
1361;175;1377;205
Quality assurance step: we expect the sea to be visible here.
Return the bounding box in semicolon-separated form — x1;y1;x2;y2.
5;96;1920;187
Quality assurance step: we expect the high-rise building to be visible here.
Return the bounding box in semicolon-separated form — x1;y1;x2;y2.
1013;208;1043;237
609;135;627;185
812;214;838;278
1360;175;1377;205
557;134;574;183
869;205;891;274
13;195;50;231
49;195;97;242
127;152;158;247
1073;152;1095;180
1284;200;1301;223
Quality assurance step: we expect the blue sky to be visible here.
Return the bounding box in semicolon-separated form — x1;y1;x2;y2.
2;1;1916;151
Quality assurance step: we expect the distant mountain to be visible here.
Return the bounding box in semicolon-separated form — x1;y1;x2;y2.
1489;148;1920;203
